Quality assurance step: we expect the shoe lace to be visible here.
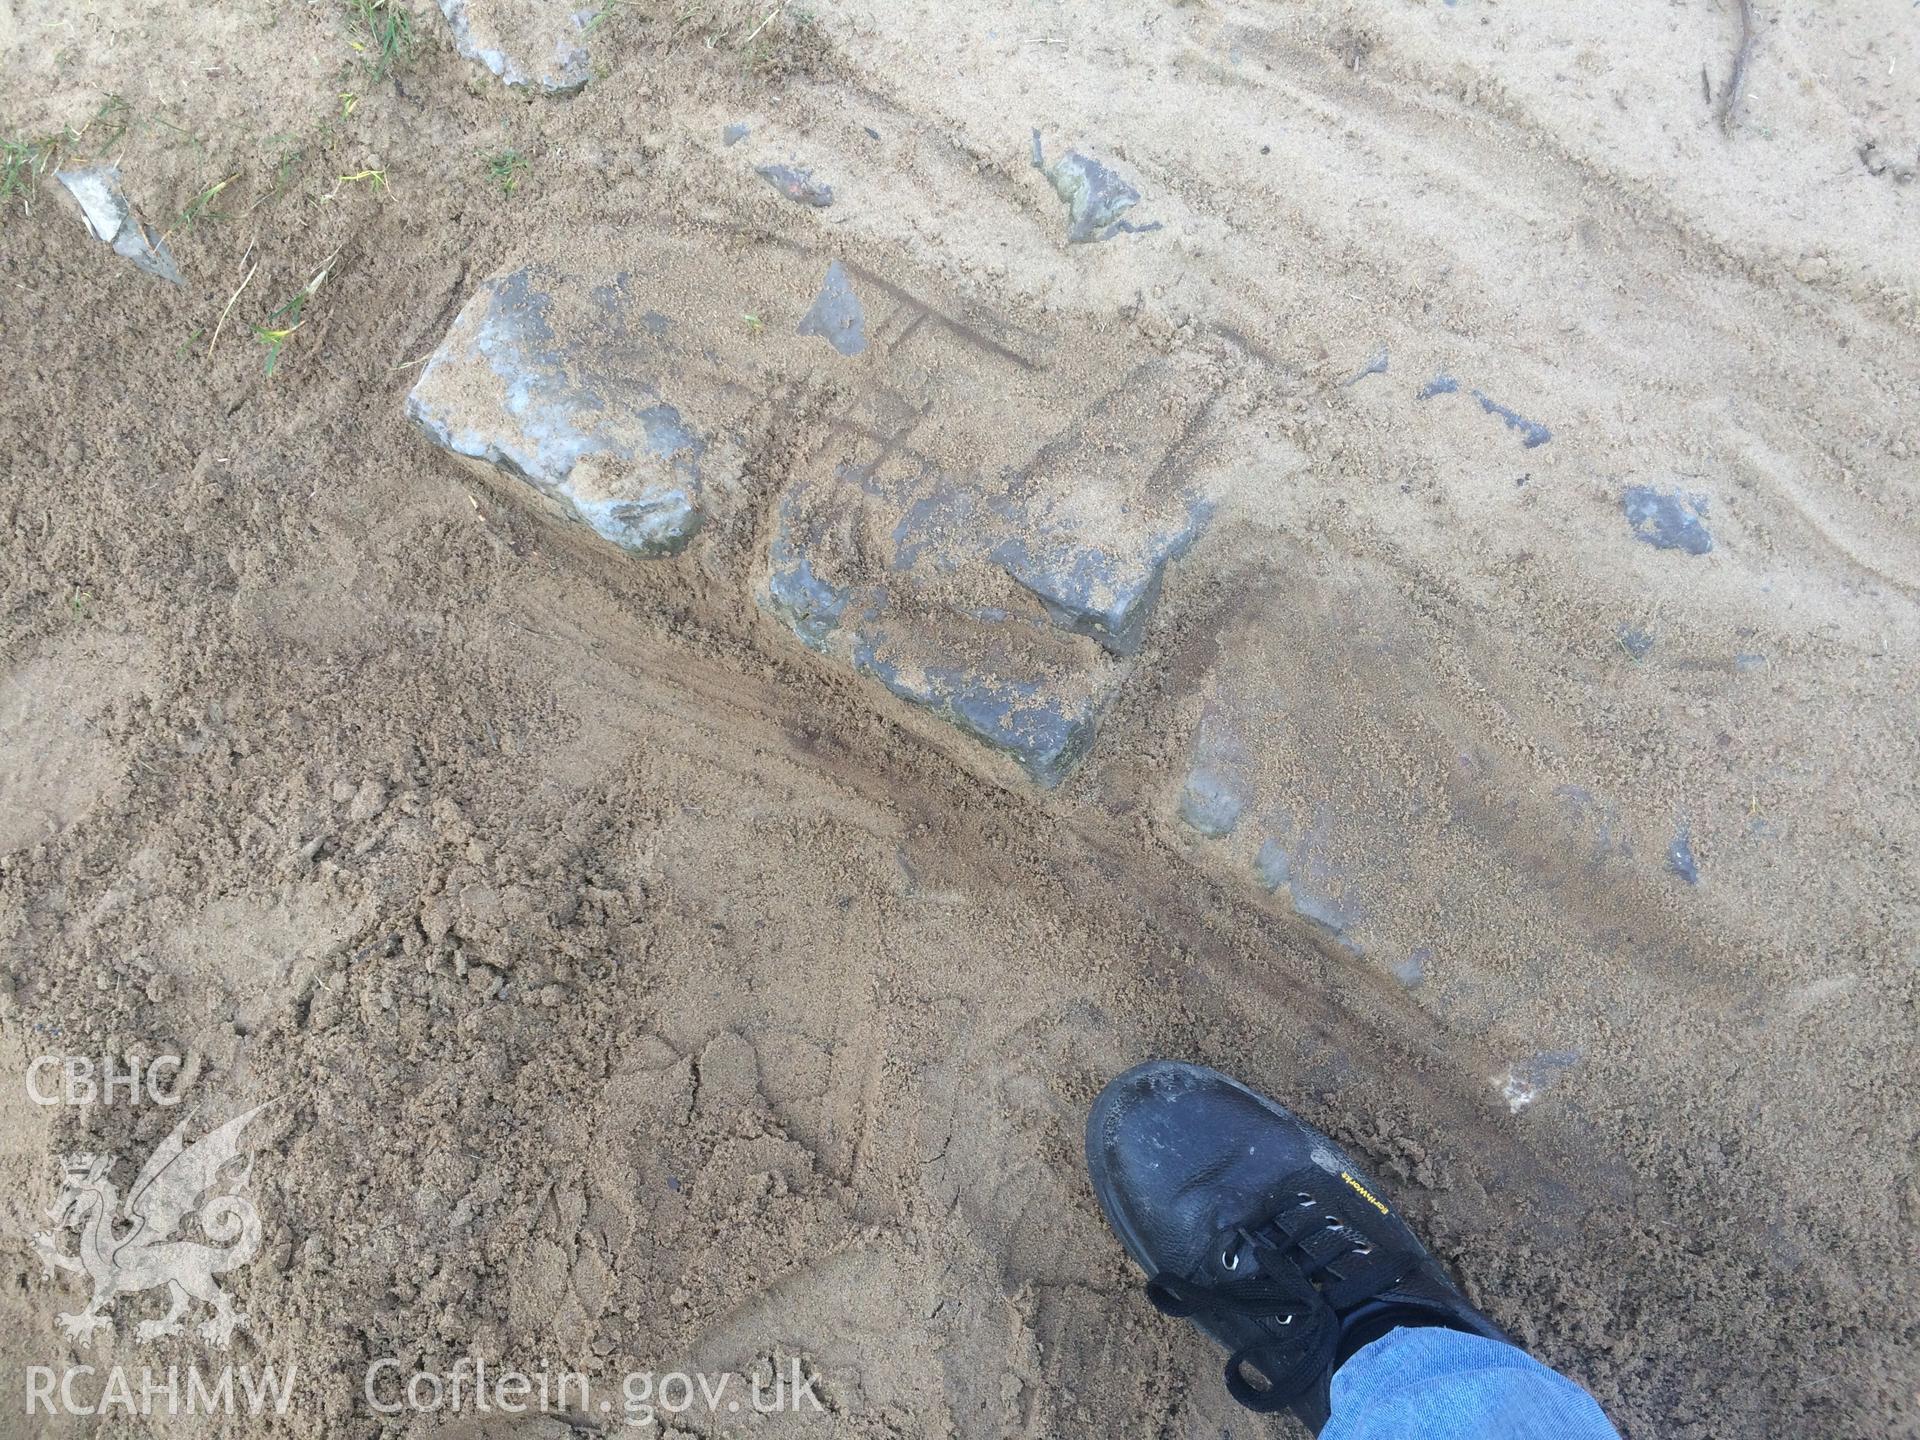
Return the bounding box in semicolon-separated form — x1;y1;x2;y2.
1142;1178;1418;1413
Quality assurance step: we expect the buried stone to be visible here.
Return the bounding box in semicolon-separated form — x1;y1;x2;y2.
1622;485;1714;555
764;500;1114;787
1493;1050;1581;1114
757;163;835;207
1667;825;1700;886
55;167;183;284
1472;389;1551;448
1342;349;1389;386
797;260;868;357
1254;827;1364;944
1178;766;1246;837
405;268;706;555
991;501;1209;657
856;635;1105;788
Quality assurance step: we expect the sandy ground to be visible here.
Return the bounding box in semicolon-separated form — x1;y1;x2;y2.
2;0;1918;1436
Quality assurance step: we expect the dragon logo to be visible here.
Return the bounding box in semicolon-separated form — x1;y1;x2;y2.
33;1102;272;1347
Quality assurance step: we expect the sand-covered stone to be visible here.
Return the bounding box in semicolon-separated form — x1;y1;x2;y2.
436;0;591;94
409;233;1239;782
1623;485;1713;554
766;485;1120;786
756;318;1233;783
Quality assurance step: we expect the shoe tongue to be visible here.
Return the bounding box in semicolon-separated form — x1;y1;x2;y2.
1217;1166;1326;1234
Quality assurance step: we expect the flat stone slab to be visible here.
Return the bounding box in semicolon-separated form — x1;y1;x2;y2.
409;233;1243;784
55;166;182;284
436;0;591;93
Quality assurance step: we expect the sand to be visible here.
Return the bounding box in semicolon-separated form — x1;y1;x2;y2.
1;0;1916;1436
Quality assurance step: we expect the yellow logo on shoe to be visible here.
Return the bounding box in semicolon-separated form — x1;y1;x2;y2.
1340;1170;1390;1216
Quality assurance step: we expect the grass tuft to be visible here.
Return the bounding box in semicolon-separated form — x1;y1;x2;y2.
0;135;56;216
252;255;339;377
583;0;629;33
345;0;417;82
177;173;238;230
483;149;528;194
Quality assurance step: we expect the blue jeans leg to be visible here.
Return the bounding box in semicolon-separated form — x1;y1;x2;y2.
1323;1326;1622;1440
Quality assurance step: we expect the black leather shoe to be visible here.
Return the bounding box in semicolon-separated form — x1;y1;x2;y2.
1086;1060;1509;1432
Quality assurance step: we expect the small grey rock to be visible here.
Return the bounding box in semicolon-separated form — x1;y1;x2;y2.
1343;349;1389;386
1472;389;1551;448
1031;130;1161;243
757;163;834;207
1623;485;1713;555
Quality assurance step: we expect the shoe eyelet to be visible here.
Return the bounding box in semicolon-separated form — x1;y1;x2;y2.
1221;1250;1240;1272
1296;1192;1316;1207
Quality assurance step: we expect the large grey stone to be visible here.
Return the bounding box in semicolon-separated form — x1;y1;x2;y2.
55;167;182;284
406;267;732;556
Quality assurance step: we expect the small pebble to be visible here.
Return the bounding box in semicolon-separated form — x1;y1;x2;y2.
1667;825;1700;886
